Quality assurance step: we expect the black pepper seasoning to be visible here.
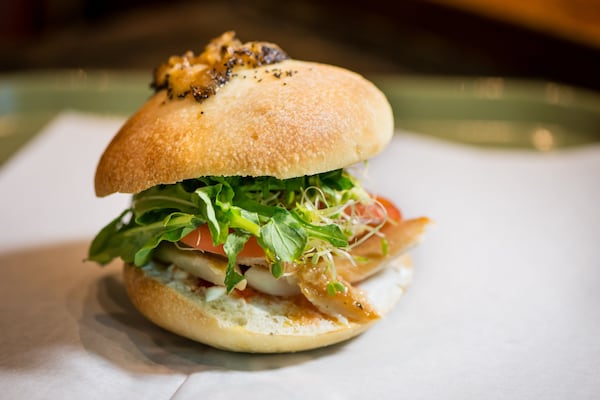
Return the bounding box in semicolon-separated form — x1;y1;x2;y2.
151;32;290;103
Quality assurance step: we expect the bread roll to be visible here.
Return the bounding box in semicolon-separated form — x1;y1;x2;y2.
95;60;393;196
123;254;412;353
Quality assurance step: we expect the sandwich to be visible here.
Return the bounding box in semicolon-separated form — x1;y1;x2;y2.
88;31;430;353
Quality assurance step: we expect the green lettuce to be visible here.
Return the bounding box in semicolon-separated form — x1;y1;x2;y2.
88;170;364;292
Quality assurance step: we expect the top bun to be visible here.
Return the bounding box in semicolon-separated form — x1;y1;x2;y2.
95;38;394;197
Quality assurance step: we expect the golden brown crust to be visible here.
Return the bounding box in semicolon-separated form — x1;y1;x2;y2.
95;60;393;196
122;254;412;353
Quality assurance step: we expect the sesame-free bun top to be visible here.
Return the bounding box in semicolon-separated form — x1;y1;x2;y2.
95;42;394;196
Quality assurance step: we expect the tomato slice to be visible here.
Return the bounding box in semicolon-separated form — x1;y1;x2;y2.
180;225;265;258
180;196;402;257
376;196;402;222
351;196;402;224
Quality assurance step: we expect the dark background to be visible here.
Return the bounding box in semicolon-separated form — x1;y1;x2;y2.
1;0;600;91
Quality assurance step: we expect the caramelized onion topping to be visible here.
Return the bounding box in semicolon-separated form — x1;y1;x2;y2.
151;31;289;102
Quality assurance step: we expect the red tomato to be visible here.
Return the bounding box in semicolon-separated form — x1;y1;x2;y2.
180;225;265;258
376;196;402;222
351;196;402;224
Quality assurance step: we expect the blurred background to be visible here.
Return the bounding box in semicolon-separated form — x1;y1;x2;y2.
2;0;600;90
1;0;599;159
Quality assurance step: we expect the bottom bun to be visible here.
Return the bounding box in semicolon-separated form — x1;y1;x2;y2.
123;254;413;353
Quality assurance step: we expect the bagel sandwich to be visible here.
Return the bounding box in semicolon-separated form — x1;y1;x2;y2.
88;31;430;353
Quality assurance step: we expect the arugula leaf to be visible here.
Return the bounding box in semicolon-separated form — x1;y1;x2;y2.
316;169;355;191
88;211;203;266
223;231;250;291
258;209;307;263
132;184;199;223
130;213;203;266
227;206;261;236
291;211;348;248
195;187;222;243
88;209;134;265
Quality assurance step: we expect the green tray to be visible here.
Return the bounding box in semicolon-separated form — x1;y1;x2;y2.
376;76;600;150
2;70;599;167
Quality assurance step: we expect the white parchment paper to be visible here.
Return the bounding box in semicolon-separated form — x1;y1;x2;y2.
1;112;599;399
